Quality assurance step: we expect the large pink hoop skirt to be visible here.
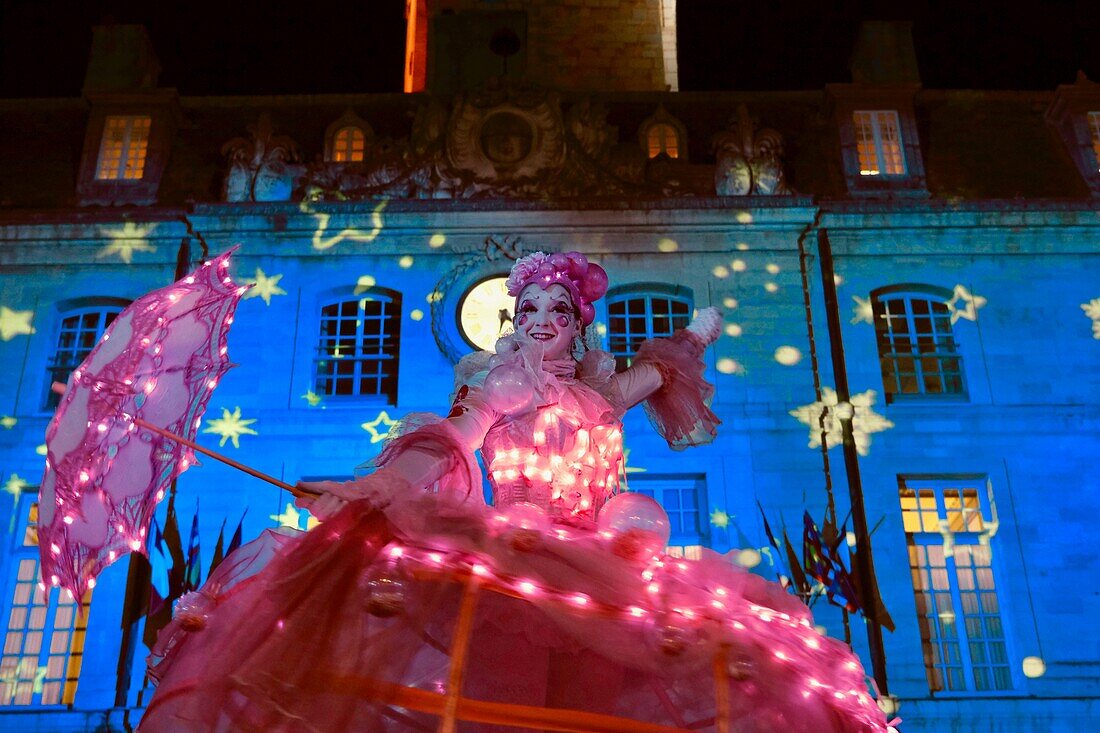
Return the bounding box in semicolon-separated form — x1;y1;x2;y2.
142;491;886;732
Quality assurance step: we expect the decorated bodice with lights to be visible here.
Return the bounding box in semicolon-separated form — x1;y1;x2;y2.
481;381;624;520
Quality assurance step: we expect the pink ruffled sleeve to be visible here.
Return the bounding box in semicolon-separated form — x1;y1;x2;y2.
616;330;720;450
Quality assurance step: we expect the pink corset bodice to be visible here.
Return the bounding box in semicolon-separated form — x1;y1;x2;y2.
482;382;624;520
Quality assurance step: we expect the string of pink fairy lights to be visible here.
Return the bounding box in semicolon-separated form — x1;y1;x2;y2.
372;527;885;727
43;256;247;597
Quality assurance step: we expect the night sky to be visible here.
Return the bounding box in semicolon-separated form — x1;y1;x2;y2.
2;0;1099;98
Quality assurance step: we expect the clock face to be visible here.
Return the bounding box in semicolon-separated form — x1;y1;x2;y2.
458;276;514;352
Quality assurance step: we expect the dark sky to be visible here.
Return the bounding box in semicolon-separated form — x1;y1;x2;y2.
2;0;1099;98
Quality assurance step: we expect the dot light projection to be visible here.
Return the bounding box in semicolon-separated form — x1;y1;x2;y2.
98;222;157;264
201;406;258;449
1082;297;1100;339
0;306;36;341
301;198;387;251
361;410;398;444
0;416;16;429
241;268;287;306
789;387;894;457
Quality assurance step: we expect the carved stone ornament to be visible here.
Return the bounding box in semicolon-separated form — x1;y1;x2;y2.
711;104;789;196
447;81;566;181
221;113;304;202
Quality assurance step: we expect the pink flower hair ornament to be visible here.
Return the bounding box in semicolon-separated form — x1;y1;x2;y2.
505;251;608;327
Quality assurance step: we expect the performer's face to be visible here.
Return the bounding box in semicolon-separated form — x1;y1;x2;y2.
515;284;578;360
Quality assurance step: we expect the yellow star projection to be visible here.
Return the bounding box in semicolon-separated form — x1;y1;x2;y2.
850;296;874;325
710;508;731;528
945;284;987;324
202;406;259;448
361;410;397;444
3;473;29;503
304;199;387;251
270;502;303;529
0;307;36;341
789;387;894;457
1081;298;1100;339
242;268;287;306
98;222;157;264
0;416;16;429
301;391;323;407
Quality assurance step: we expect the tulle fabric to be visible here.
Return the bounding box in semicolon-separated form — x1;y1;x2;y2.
632;331;721;450
142;490;885;732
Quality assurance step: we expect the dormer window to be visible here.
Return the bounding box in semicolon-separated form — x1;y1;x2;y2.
1089;112;1100;171
647;123;680;159
332;126;366;162
638;106;687;162
95;115;151;180
854;110;905;176
324;111;373;164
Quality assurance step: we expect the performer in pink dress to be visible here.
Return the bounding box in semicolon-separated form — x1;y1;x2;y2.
141;252;889;732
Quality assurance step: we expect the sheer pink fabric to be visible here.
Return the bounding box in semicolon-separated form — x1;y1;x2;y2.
630;331;721;450
141;334;886;733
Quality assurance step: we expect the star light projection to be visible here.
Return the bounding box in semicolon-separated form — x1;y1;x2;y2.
709;508;730;528
1082;298;1100;339
945;284;987;324
3;473;28;504
0;306;36;341
241;268;287;306
302;198;386;251
98;222;157;263
201;406;259;448
361;410;398;444
0;416;16;429
789;387;894;456
269;502;318;531
301;390;323;407
850;296;875;325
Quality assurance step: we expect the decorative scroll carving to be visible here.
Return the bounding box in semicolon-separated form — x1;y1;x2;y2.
711;104;789;196
221;113;303;202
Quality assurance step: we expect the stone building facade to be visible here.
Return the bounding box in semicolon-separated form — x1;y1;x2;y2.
0;14;1097;732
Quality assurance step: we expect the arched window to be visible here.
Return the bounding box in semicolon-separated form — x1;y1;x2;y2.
45;300;129;409
638;106;687;161
605;284;692;371
313;289;401;402
324;111;373;163
0;493;91;705
332;126;366;163
646;123;680;159
871;286;965;402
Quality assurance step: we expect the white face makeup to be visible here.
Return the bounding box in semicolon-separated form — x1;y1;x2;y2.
514;283;578;360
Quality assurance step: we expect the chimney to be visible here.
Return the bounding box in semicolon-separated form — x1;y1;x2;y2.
849;21;920;85
82;24;161;95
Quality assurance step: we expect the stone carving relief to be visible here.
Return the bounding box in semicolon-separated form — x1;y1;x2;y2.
711;104;789;196
221;113;304;202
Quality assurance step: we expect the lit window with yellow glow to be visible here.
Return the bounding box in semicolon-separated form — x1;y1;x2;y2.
853;110;905;176
1;496;90;706
1089;112;1100;172
628;475;706;559
646;123;680;159
95;116;151;180
332;126;366;162
900;476;1011;693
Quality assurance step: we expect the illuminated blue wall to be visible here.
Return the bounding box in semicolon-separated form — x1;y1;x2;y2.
0;201;1098;730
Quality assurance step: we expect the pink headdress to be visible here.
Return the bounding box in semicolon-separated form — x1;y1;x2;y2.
505;251;608;327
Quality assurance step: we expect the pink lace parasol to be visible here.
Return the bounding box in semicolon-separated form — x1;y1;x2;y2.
38;249;250;601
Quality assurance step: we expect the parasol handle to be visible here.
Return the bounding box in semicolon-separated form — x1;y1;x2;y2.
132;418;318;497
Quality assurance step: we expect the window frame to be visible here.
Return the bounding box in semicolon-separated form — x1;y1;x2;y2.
637;106;688;162
870;285;967;404
898;474;1016;695
94;115;152;181
625;473;707;559
0;492;91;708
853;110;907;177
43;299;130;411
604;283;693;371
311;287;402;405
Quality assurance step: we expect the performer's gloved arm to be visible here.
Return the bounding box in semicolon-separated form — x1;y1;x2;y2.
296;371;517;520
609;306;722;408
